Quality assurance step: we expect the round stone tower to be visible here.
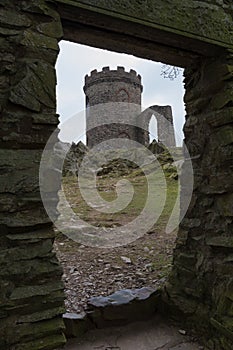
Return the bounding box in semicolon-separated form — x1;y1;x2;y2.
83;66;143;148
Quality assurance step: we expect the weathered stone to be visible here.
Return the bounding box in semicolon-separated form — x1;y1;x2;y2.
0;2;65;349
1;1;233;350
216;193;233;216
180;218;201;229
63;312;94;337
12;333;66;350
10;282;64;301
0;240;53;265
31;113;59;125
165;54;233;350
21;30;58;51
213;125;233;147
5;318;65;344
87;287;160;328
6;228;55;241
18;306;65;323
58;0;233;48
0;257;62;277
206;237;233;248
9;61;56;111
0;9;31;27
36;21;63;38
0;27;21;36
207;108;233;128
62;141;88;176
211;318;233;342
175;252;197;267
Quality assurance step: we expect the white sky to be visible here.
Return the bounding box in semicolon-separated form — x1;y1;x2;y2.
56;40;185;146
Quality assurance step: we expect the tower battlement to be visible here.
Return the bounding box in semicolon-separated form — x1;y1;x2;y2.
84;66;142;91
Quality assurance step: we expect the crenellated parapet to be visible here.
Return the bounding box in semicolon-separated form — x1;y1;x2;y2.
84;66;142;92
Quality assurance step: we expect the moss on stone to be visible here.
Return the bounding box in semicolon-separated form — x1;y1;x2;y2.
56;0;233;48
0;9;31;27
12;333;66;350
21;30;58;50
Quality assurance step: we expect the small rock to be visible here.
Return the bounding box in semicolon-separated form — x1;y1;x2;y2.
135;271;143;277
121;256;132;264
178;329;187;335
144;246;150;253
70;267;77;274
145;263;153;269
83;282;93;287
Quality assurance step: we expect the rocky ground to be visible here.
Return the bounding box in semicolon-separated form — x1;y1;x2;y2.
54;228;176;313
54;152;179;313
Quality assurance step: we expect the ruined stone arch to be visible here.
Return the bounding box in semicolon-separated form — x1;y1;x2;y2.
137;105;176;147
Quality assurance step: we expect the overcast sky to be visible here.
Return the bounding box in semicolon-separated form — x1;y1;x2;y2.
56;40;185;146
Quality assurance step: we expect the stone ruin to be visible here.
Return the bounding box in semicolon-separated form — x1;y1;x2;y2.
1;1;233;350
84;66;176;148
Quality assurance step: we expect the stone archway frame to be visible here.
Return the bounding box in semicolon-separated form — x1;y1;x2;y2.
1;1;233;350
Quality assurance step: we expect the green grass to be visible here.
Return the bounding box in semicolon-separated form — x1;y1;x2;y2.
61;166;179;232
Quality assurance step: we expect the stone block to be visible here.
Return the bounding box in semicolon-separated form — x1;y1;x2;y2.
0;9;31;27
207;108;233;128
11;333;66;350
9;281;64;301
0;257;62;277
216;193;233;217
210;317;233;343
211;85;233;110
63;312;94;338
86;287;160;328
206;236;233;248
6;227;55;242
0;240;53;265
9;61;56;111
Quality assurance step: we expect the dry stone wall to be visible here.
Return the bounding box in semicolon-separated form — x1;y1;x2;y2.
165;52;233;350
0;1;66;349
0;1;233;350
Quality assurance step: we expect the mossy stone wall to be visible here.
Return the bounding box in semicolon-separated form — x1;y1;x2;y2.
0;1;66;349
57;0;233;49
0;1;233;349
164;52;233;350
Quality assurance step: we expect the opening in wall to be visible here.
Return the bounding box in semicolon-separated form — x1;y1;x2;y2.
54;40;185;314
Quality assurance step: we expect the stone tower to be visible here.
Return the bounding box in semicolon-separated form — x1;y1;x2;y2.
83;66;143;148
83;66;176;148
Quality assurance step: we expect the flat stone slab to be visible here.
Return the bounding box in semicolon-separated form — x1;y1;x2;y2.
87;287;157;308
63;287;160;336
86;287;160;328
62;314;202;350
